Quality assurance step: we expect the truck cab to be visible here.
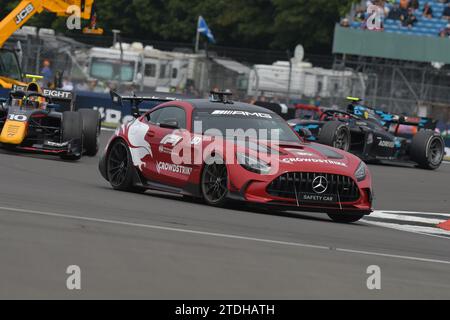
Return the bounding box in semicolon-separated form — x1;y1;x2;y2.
0;48;24;89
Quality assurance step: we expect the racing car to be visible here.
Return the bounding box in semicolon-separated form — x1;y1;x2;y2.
99;90;373;223
0;75;101;160
288;97;445;170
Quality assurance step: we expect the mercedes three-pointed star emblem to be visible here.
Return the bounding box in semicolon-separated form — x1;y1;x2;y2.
312;176;328;194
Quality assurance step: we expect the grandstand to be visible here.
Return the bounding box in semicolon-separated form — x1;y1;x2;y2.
331;0;450;126
350;0;450;37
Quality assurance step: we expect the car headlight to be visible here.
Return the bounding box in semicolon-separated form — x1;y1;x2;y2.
354;161;367;182
236;152;271;175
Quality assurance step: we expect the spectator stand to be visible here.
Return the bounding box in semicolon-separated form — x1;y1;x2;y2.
349;0;450;37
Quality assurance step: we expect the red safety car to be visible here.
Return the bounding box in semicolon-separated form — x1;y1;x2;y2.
99;91;373;223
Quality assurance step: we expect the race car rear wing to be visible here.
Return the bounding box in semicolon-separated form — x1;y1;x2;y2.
11;85;73;101
9;85;74;110
374;110;437;130
350;104;437;130
110;90;178;116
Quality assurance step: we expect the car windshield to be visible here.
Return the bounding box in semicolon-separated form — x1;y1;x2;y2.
192;109;301;142
90;58;135;82
0;50;21;80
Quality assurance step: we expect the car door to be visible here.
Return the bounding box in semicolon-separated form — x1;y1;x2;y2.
143;105;192;188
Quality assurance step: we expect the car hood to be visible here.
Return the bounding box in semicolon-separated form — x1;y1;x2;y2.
245;140;361;176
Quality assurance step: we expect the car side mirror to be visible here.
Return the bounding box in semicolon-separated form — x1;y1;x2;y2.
298;128;312;139
159;119;179;129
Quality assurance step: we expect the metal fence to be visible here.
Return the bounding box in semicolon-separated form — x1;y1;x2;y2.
5;31;450;123
5;32;267;98
331;54;450;121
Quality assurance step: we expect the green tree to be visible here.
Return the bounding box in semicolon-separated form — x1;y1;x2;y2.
271;0;357;52
0;0;359;53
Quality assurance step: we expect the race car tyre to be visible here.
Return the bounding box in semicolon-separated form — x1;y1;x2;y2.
106;140;137;191
79;109;101;157
410;130;444;170
327;213;365;223
319;121;351;151
61;111;83;161
201;157;229;207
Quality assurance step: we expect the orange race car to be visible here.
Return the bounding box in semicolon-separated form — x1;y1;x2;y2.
0;75;101;160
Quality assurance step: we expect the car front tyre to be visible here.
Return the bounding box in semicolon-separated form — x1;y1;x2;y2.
201;157;229;207
327;213;365;223
319;121;351;151
60;111;83;161
79;109;101;157
106;140;136;191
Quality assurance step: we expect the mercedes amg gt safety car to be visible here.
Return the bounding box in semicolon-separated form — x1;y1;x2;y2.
288;98;445;170
0;76;101;160
99;91;373;223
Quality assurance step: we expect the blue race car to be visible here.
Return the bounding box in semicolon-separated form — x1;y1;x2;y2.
288;97;445;170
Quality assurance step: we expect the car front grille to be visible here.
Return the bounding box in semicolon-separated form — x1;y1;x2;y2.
267;172;360;202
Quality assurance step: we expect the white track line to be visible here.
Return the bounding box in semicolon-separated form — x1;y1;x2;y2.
0;205;449;266
368;211;447;225
363;210;450;239
376;210;450;218
363;221;450;238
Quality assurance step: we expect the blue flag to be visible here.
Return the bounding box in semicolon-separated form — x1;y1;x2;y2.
197;16;215;43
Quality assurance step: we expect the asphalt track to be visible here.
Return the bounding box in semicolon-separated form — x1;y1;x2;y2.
0;132;449;299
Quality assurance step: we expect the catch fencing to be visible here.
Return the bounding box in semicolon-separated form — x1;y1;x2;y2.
4;31;450;124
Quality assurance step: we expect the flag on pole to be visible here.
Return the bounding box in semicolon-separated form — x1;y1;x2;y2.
197;16;215;43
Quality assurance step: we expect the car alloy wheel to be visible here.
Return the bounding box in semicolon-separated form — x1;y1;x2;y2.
428;136;444;166
202;162;228;205
333;127;350;151
107;141;130;187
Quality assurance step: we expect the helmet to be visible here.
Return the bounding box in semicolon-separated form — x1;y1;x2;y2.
22;95;47;110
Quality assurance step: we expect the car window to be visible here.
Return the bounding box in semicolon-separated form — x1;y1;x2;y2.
147;108;164;124
158;106;186;129
147;106;186;129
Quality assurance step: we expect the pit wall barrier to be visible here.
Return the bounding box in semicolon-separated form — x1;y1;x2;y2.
1;88;450;156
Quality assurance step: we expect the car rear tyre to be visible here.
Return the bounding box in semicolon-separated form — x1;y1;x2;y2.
327;213;365;223
79;109;101;157
410;130;444;170
201;157;229;207
319;121;351;151
60;111;83;161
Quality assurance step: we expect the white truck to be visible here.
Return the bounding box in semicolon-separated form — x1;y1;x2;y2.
247;60;358;99
82;43;205;93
